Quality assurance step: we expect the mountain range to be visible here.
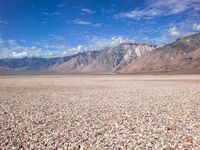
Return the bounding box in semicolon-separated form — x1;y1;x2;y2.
121;33;200;74
0;33;200;74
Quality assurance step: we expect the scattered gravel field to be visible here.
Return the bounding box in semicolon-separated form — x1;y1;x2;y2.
0;75;200;149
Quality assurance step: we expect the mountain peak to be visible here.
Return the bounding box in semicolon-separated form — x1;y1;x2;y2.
121;32;200;74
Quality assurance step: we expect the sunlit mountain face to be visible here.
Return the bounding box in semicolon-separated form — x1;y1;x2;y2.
0;0;200;58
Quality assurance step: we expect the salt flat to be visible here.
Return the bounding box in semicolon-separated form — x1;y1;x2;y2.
0;75;200;149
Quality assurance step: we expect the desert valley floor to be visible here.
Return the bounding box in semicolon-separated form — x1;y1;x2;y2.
0;75;200;149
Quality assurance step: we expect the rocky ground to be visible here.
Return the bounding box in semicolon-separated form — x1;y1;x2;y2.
0;75;200;149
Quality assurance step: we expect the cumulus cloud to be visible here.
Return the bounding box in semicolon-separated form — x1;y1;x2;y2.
1;47;41;58
193;23;200;31
81;8;95;14
62;36;134;54
87;36;135;50
0;47;65;59
111;36;132;45
12;51;29;58
168;26;180;36
0;36;135;59
62;45;89;55
0;39;65;58
0;42;84;59
116;0;200;19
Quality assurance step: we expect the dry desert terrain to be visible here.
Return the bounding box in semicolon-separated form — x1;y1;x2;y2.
0;75;200;149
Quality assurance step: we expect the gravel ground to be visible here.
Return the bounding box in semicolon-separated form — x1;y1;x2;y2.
0;75;200;149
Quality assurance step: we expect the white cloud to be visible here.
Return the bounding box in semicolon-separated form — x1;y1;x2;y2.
92;23;103;27
48;34;66;41
0;38;89;58
62;36;134;55
87;36;135;50
0;40;59;58
193;23;200;31
74;19;91;25
12;51;29;58
168;26;180;36
73;19;103;27
66;45;89;54
81;8;95;14
0;48;62;59
0;20;8;24
116;0;200;19
41;12;60;16
111;36;132;45
0;36;134;59
0;38;4;46
7;39;18;45
101;8;115;14
58;3;67;8
43;44;67;50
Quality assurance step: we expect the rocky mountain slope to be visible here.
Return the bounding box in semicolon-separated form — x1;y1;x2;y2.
0;43;156;74
120;33;200;74
53;43;157;73
0;56;78;75
0;57;58;71
0;33;200;74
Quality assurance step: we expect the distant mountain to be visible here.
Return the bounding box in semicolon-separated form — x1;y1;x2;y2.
53;43;157;73
120;33;200;74
0;43;156;74
0;56;71;74
1;33;200;75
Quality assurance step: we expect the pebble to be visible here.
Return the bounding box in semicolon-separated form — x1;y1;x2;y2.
0;75;200;149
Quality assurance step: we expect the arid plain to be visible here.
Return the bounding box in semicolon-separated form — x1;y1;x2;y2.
0;75;200;149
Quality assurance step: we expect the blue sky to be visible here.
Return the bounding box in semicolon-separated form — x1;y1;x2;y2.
0;0;200;58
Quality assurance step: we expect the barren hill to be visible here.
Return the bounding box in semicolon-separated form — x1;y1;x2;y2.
54;43;156;74
121;33;200;74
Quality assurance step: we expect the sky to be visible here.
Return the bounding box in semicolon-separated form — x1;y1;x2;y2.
0;0;200;58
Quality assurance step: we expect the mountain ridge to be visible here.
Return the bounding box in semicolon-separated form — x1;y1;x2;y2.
53;43;157;73
120;33;200;74
0;33;200;75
